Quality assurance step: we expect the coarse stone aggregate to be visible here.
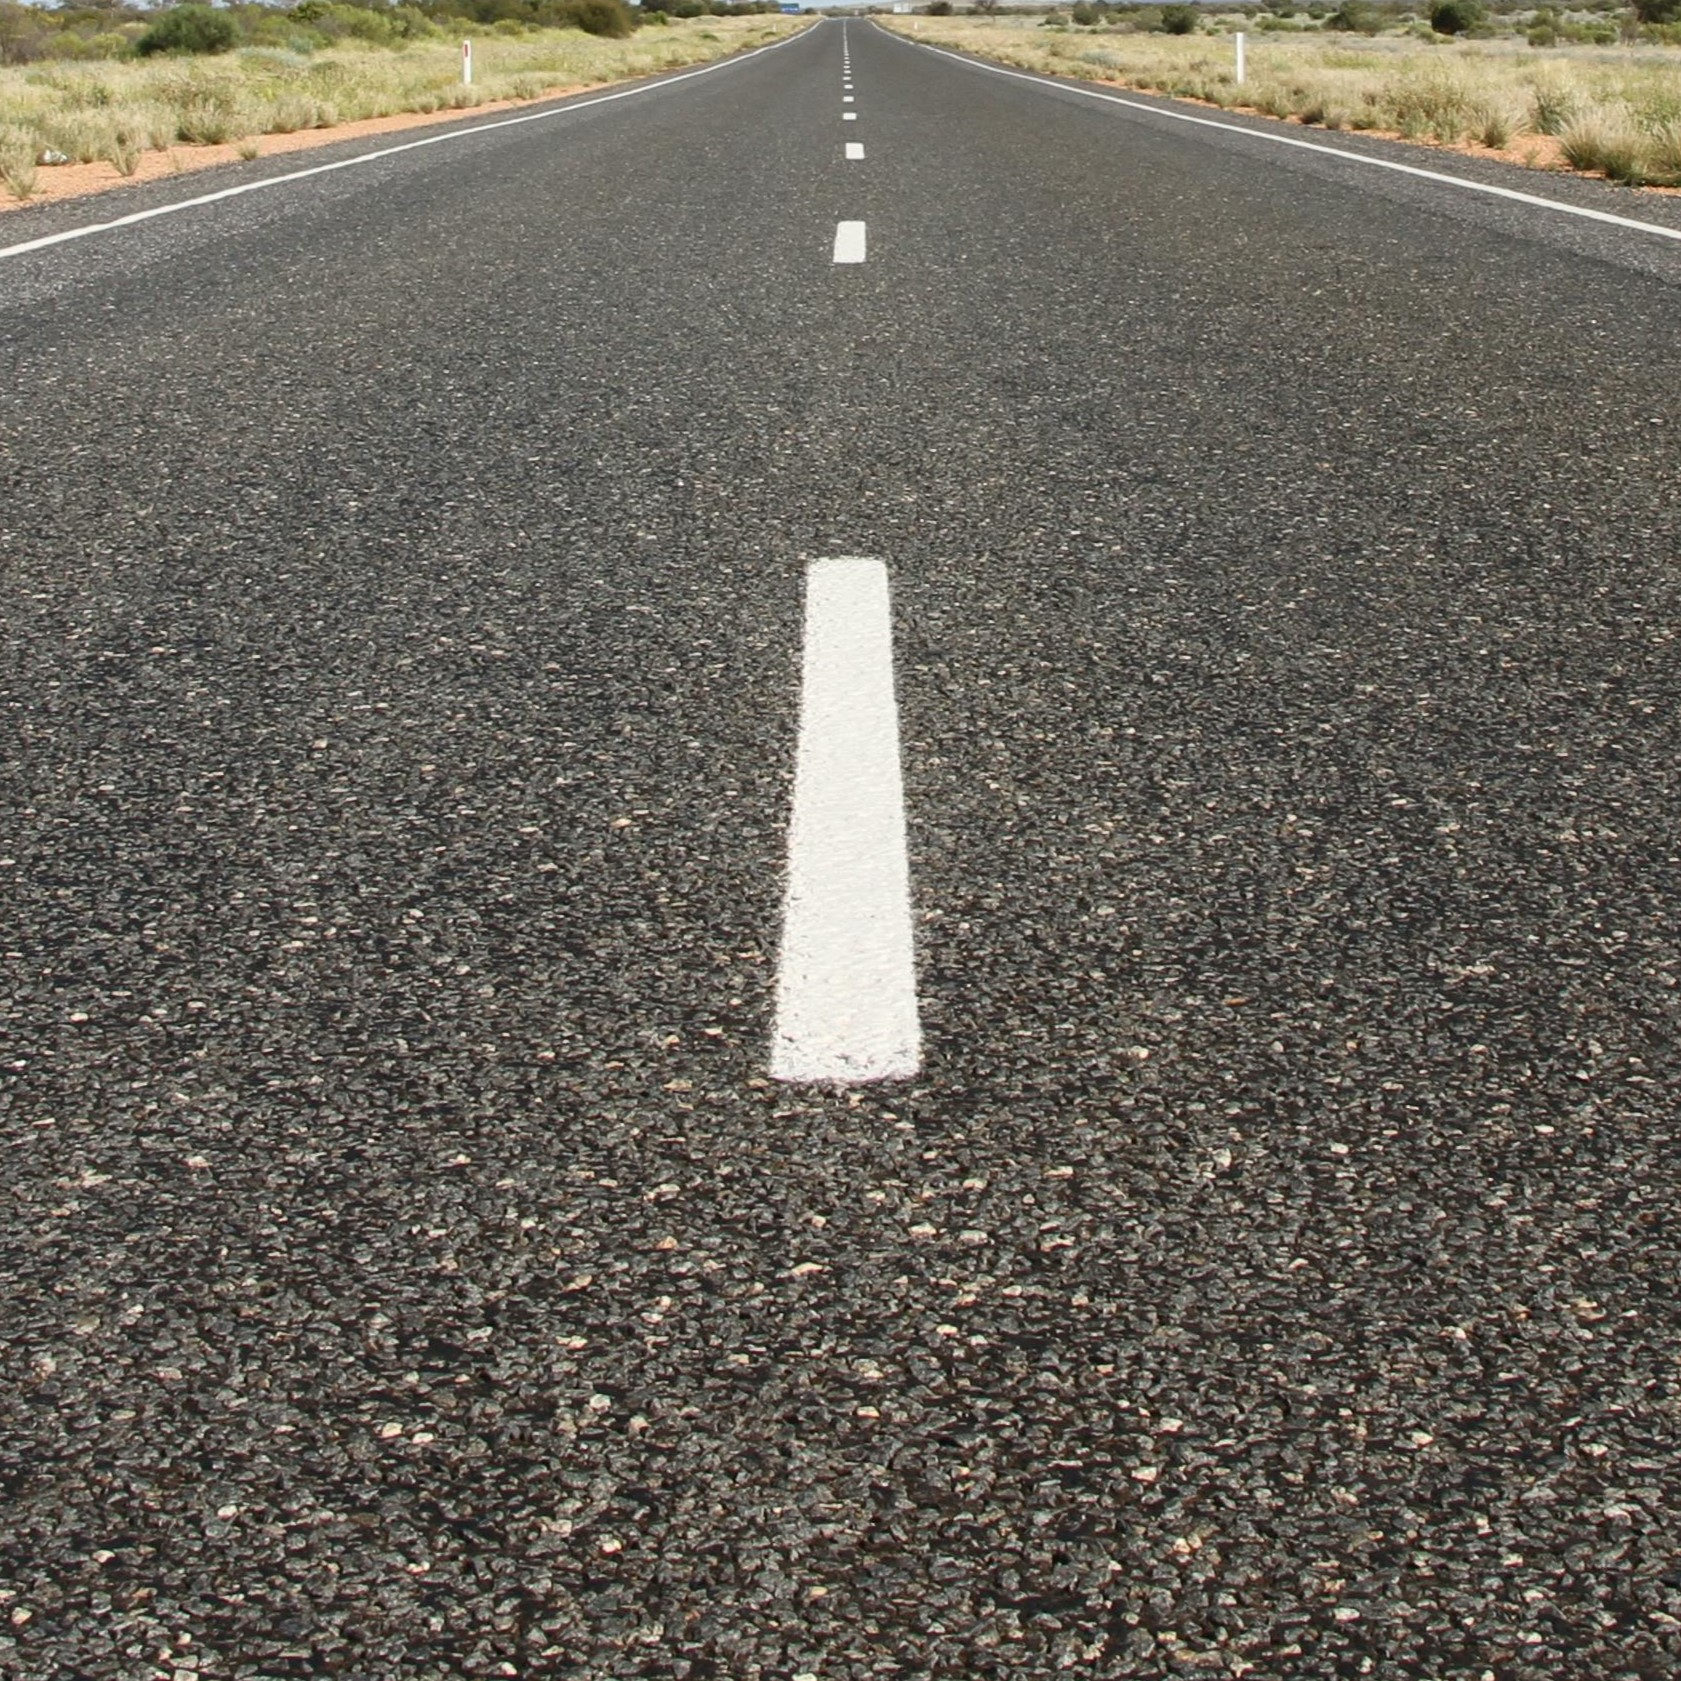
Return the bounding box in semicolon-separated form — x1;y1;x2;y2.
3;19;1681;1680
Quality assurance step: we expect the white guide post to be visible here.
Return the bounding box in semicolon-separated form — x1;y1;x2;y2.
462;39;473;85
1234;31;1245;87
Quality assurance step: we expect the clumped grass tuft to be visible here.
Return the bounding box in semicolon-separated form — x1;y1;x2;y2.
1476;104;1511;148
1388;74;1474;144
1558;113;1648;180
1252;84;1300;119
105;133;142;175
171;83;248;145
1528;79;1576;135
1645;118;1681;184
0;127;37;198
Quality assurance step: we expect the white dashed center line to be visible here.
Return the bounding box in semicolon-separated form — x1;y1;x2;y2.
846;142;864;161
771;558;920;1085
843;112;857;121
832;220;866;263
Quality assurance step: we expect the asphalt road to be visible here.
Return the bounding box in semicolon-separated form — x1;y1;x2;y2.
4;19;1681;1678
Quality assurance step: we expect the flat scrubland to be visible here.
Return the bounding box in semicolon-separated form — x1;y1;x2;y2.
881;14;1681;186
0;15;801;201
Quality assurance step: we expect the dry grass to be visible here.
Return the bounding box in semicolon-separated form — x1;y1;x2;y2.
0;125;37;198
881;16;1681;187
0;16;803;200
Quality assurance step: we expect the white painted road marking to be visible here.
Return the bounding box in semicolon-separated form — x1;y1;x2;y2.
843;95;855;103
0;29;811;264
833;220;867;262
846;142;865;161
771;558;920;1085
843;112;857;121
889;29;1681;250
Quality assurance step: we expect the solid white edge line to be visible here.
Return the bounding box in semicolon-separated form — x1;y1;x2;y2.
0;26;812;263
770;557;920;1085
833;220;867;262
878;24;1681;249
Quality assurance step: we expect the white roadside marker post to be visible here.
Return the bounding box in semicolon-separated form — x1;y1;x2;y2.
462;39;473;86
1234;30;1245;88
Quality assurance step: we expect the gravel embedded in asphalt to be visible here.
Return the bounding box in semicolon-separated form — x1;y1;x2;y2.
3;19;1681;1678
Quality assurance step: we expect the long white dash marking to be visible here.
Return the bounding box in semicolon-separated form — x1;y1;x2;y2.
889;30;1681;249
771;558;919;1085
846;142;865;161
833;220;866;262
0;30;808;264
843;112;857;121
843;95;855;103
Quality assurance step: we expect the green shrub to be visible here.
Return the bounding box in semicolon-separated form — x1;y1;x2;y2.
1428;0;1482;32
1327;0;1381;28
1160;2;1197;29
1633;0;1681;20
556;0;635;34
288;2;439;46
136;6;238;57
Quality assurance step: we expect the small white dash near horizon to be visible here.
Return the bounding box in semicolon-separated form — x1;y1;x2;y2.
833;220;866;263
846;142;865;161
771;558;920;1085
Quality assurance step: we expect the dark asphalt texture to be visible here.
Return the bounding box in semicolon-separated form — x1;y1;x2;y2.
5;18;1681;1678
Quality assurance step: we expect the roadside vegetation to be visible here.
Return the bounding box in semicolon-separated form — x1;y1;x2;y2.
883;1;1681;188
0;2;800;201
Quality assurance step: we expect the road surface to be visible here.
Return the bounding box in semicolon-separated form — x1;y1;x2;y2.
3;19;1681;1678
